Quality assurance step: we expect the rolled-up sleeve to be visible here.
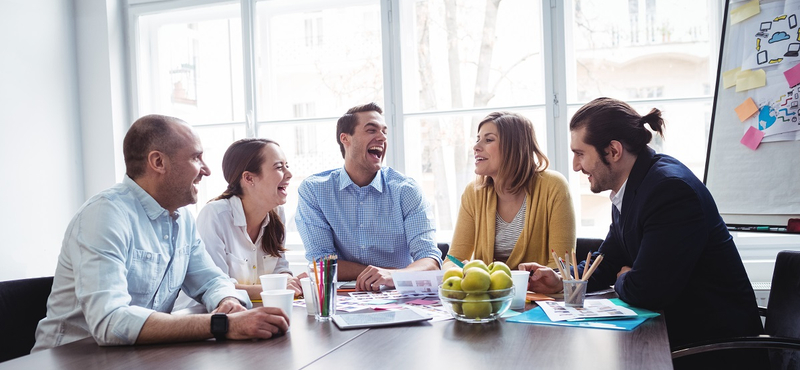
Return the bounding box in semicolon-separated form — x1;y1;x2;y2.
181;226;251;312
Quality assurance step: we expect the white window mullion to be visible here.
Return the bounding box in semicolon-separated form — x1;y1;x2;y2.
241;0;257;137
542;0;570;177
381;0;405;172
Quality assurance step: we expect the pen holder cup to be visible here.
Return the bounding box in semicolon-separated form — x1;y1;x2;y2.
307;262;337;321
563;280;588;308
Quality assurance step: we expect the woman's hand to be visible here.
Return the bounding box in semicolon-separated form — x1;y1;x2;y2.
286;273;304;297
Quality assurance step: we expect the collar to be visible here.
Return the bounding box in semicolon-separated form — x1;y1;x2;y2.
610;180;628;213
228;195;271;229
124;175;173;220
338;166;384;193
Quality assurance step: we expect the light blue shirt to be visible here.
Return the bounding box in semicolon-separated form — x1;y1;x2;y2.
296;166;441;268
33;176;249;351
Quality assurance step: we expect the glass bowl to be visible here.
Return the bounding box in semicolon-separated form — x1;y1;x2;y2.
438;286;515;323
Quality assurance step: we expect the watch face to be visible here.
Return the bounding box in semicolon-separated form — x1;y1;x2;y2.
211;313;228;340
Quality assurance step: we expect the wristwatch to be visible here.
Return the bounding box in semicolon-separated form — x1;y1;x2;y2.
210;313;228;341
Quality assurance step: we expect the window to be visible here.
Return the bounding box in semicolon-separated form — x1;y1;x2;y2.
398;0;547;240
565;0;718;237
131;0;720;246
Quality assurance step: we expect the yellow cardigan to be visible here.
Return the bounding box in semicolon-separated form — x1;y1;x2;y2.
449;170;576;270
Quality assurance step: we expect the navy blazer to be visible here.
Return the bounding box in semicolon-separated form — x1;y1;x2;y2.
586;148;764;351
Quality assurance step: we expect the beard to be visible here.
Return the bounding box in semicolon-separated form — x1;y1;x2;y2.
163;173;198;211
588;163;614;194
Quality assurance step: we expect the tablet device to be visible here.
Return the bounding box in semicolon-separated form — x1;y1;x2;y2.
332;309;432;330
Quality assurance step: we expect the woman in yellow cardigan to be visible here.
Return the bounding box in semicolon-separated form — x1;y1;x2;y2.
444;112;576;270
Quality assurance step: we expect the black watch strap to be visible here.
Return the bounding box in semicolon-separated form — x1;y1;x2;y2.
210;313;228;341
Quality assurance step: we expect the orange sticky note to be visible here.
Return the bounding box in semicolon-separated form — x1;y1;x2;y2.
735;98;759;122
527;292;555;302
740;126;765;150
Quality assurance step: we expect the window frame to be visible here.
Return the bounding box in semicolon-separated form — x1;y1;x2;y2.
128;0;724;245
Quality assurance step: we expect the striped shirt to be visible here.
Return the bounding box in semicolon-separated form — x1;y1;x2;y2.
494;196;527;263
296;166;441;268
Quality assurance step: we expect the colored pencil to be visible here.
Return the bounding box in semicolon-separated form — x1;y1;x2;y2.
581;253;605;281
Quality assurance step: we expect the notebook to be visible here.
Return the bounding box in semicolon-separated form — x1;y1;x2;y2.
332;309;432;330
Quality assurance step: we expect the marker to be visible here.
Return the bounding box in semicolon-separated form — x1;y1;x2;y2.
446;254;465;268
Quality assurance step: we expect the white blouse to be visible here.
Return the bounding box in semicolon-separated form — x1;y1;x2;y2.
196;196;291;285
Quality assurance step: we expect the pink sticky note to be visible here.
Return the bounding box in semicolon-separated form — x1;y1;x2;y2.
740;126;765;150
785;63;800;88
734;98;759;122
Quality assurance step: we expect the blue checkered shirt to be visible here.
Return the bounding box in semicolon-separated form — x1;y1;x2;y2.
296;166;441;268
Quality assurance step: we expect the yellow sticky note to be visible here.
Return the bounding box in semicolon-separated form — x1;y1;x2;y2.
731;0;760;25
736;69;766;92
723;67;742;89
735;98;759;121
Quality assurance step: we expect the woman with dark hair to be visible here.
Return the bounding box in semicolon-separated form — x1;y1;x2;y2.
444;112;576;270
196;138;302;299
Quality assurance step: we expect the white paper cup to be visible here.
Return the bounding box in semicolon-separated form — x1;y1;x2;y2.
510;270;530;310
260;274;288;291
260;289;295;322
299;277;315;316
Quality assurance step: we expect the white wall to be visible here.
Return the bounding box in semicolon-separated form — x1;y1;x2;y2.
0;0;129;282
75;0;129;198
0;0;85;280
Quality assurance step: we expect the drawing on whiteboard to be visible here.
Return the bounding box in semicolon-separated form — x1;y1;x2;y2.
743;10;800;69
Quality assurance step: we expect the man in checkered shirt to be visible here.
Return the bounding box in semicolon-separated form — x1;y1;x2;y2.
296;102;442;292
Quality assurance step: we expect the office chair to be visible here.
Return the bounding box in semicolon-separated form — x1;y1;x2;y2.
437;243;450;261
575;238;603;260
671;250;800;369
0;276;54;362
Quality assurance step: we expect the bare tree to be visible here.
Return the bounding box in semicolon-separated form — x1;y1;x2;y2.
444;0;471;196
450;0;503;195
416;1;453;229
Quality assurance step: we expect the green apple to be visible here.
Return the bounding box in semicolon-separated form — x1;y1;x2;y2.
488;270;514;297
442;267;464;282
487;261;512;277
462;259;490;275
462;293;492;319
461;268;491;293
491;300;505;313
451;302;463;314
441;276;466;299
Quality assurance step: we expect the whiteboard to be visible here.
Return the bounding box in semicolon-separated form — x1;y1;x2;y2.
705;0;800;227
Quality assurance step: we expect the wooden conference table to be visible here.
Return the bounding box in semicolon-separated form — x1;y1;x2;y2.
1;298;673;370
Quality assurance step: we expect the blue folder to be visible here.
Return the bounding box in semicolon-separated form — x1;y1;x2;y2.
506;298;660;331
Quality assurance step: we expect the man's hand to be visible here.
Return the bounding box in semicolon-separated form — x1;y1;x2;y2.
356;265;394;291
226;307;290;340
617;266;631;279
517;263;563;294
212;297;246;314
